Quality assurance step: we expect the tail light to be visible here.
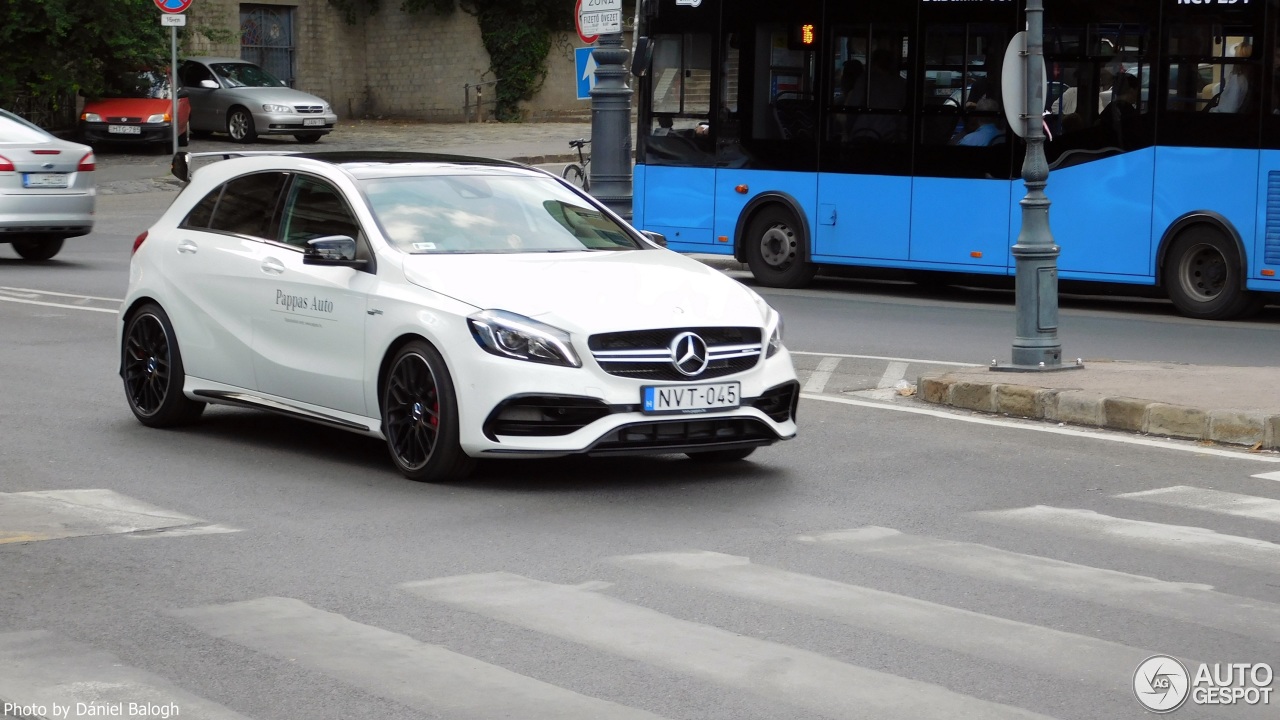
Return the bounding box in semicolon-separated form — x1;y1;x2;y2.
0;155;13;172
77;151;95;171
132;231;148;255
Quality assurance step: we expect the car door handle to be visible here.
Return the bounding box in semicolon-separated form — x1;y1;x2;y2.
260;258;285;275
177;240;198;254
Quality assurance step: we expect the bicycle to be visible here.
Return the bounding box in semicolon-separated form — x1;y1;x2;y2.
562;138;591;192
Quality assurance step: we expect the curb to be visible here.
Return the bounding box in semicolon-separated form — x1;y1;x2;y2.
917;374;1280;450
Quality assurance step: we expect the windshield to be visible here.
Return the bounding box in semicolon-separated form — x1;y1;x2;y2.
211;63;285;88
101;70;174;99
0;110;54;143
362;174;642;254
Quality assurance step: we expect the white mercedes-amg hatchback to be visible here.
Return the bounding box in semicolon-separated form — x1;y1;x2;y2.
118;151;798;480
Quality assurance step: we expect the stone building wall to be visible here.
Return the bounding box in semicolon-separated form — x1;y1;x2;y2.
181;0;622;122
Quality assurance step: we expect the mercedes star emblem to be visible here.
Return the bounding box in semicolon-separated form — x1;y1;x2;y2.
669;332;709;377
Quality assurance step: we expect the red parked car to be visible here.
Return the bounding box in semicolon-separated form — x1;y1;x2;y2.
80;70;191;148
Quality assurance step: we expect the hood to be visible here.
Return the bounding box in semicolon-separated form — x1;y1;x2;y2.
401;250;769;334
226;87;329;106
82;98;175;117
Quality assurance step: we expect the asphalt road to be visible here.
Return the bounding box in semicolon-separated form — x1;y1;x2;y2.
2;185;1278;720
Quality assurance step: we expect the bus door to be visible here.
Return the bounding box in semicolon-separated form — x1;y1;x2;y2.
713;0;822;262
910;2;1019;269
636;0;719;252
814;2;917;262
1042;2;1157;279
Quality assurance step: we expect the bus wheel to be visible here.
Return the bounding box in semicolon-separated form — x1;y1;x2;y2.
744;206;818;288
1164;227;1260;320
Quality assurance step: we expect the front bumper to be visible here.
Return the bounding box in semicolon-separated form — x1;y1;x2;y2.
452;347;800;458
80;121;174;144
253;111;338;135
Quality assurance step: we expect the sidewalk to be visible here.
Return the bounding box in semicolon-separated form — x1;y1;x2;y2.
918;360;1280;450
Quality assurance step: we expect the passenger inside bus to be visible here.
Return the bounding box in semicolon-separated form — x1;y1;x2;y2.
954;98;1004;146
1098;72;1142;149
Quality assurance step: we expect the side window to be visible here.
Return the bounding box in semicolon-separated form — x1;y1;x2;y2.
180;186;221;229
208;172;288;239
646;33;716;165
279;176;361;249
1045;21;1152;161
179;62;214;88
826;24;910;147
920;25;1007;147
1165;23;1254;114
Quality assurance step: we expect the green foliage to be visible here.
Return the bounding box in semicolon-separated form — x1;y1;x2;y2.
332;0;577;121
0;0;168;111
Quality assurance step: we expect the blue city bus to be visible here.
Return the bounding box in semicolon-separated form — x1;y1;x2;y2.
630;0;1280;319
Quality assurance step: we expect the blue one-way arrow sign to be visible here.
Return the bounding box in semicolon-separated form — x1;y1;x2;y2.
575;47;597;101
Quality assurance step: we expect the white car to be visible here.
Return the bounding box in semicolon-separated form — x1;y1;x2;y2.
118;151;798;481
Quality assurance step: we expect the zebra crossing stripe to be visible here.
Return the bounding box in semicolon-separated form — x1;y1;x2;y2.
0;630;249;720
797;527;1280;643
0;489;217;544
802;356;840;393
608;550;1151;689
402;572;1061;720
973;506;1280;574
1116;486;1280;524
171;596;667;720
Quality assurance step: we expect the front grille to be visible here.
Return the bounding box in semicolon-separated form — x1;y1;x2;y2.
588;417;776;455
110;117;141;123
589;327;762;381
752;381;800;423
484;395;611;438
294;105;324;113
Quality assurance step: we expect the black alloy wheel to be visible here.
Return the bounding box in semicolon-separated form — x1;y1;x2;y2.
11;237;63;261
382;341;474;482
122;303;205;427
744;205;818;288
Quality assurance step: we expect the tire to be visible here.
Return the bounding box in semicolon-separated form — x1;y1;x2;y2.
227;107;257;143
11;237;64;261
294;133;323;144
743;205;818;288
178;124;189;146
562;163;586;190
381;340;475;482
685;447;757;462
121;303;206;427
1163;227;1259;320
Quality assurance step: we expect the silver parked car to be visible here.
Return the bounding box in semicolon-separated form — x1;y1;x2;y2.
0;109;95;261
178;57;338;144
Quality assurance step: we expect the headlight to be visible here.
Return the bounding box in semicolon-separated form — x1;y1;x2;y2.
82;113;102;122
322;103;332;114
766;309;784;358
262;104;291;113
468;310;581;368
145;113;169;123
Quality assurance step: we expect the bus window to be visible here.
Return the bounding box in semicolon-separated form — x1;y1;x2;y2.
647;33;715;165
826;24;909;146
1164;21;1254;114
920;24;1007;147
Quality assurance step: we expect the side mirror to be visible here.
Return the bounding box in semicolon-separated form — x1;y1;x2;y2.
304;235;367;268
631;37;653;77
641;230;667;248
177;88;190;99
171;152;191;182
199;79;219;89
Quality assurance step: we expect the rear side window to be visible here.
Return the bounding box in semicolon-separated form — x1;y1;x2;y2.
180;187;221;229
208;172;288;239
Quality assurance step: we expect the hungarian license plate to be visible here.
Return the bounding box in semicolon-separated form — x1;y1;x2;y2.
22;173;69;188
303;118;325;127
643;382;740;414
108;124;141;134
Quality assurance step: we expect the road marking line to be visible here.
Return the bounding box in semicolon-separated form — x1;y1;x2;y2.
0;489;214;542
876;360;909;389
800;392;1280;463
0;286;122;302
802;356;840;393
609;550;1152;688
790;350;977;367
402;573;1059;720
1252;471;1280;482
0;296;117;313
973;506;1280;574
797;527;1280;643
1116;486;1280;523
173;596;667;720
0;630;251;720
